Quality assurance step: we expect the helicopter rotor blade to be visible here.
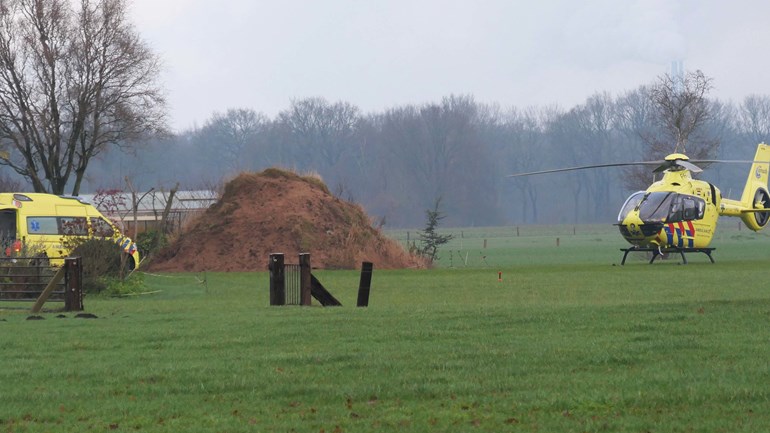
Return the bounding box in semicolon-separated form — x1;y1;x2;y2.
506;161;661;177
689;159;770;164
676;160;702;173
508;158;770;178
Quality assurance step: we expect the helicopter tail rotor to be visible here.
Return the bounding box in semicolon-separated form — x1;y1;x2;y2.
752;188;770;228
733;187;770;230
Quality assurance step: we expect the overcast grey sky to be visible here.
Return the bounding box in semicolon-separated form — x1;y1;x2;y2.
129;0;770;132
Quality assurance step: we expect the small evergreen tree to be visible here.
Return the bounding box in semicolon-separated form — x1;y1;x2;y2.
419;197;453;263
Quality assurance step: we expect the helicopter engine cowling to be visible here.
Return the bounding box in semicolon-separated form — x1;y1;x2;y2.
740;187;770;231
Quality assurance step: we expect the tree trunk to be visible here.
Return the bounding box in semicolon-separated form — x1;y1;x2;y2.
161;184;179;234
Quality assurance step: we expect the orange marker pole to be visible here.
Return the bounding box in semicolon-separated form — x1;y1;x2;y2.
498;271;502;282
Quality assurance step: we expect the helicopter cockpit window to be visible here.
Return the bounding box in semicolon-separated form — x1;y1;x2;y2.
638;192;675;222
617;191;645;222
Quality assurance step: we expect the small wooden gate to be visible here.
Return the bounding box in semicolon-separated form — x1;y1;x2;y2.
0;256;84;312
269;253;311;306
268;253;371;307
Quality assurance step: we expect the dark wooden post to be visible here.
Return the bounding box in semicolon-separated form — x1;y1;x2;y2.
299;253;312;306
64;257;83;312
269;253;285;306
357;261;374;307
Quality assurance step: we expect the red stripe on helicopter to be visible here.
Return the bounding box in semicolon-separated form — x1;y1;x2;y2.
687;221;695;247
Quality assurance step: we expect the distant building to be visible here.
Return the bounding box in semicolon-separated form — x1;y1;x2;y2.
79;190;219;234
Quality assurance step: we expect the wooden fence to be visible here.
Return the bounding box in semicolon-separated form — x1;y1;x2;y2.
0;256;83;312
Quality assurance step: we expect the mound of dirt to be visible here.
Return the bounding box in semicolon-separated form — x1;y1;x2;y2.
148;169;427;272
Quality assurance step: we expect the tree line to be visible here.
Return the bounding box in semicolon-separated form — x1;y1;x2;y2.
85;79;770;228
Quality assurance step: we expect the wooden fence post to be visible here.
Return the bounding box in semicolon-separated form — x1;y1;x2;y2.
269;253;285;306
299;253;312;306
356;261;374;307
64;257;83;312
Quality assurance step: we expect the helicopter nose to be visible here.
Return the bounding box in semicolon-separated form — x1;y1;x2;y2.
619;214;644;239
618;214;663;246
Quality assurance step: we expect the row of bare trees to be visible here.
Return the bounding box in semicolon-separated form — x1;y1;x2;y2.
81;81;770;227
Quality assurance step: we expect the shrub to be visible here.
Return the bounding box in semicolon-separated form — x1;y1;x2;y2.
68;239;140;294
418;197;453;263
103;272;145;297
137;230;168;258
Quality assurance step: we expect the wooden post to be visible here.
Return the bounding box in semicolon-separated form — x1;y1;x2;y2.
357;262;374;307
269;253;285;306
64;257;83;312
30;266;65;314
299;253;312;306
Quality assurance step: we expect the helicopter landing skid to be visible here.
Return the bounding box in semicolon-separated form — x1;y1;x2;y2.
620;247;715;265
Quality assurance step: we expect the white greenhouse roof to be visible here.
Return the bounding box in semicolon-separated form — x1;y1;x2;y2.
79;190;218;214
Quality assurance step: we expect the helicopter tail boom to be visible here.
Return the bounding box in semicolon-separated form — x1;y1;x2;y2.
721;143;770;231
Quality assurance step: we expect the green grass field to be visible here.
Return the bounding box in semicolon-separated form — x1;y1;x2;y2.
2;224;770;432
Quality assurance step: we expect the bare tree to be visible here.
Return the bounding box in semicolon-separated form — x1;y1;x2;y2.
572;93;621;219
618;72;718;191
0;0;166;195
649;70;714;155
192;108;267;174
275;97;360;171
737;95;770;145
616;86;661;190
495;106;552;223
374;94;500;226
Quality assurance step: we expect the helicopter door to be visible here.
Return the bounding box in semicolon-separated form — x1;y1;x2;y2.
667;194;706;223
682;196;705;220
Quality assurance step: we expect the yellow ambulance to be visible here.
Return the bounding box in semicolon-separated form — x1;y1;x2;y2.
0;193;139;269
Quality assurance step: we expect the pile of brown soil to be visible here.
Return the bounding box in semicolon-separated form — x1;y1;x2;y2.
148;169;427;272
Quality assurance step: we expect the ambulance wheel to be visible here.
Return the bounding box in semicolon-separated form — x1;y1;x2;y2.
126;255;136;271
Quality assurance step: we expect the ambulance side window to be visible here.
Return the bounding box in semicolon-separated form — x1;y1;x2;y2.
27;217;59;235
90;217;115;237
58;217;88;235
27;216;89;236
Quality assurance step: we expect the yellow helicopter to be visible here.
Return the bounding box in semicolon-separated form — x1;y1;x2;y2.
508;143;770;264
